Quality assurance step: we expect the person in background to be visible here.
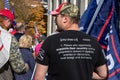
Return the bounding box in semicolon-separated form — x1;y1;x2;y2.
0;8;28;80
34;35;47;58
14;34;35;80
14;22;26;41
34;2;108;80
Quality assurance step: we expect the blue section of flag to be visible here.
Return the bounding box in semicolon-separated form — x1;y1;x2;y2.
4;0;10;10
79;0;119;47
90;0;112;46
79;0;97;32
90;0;119;46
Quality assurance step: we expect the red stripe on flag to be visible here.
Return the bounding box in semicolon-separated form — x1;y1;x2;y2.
97;6;114;41
101;44;107;50
109;68;120;78
111;35;120;63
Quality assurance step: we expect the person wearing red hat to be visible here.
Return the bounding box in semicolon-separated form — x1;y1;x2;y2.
34;2;108;80
0;8;14;21
0;8;29;80
0;8;14;30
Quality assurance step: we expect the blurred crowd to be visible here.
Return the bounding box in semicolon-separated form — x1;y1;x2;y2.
0;8;46;80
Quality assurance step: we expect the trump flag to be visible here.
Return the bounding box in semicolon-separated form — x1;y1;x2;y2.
107;23;120;80
79;0;120;80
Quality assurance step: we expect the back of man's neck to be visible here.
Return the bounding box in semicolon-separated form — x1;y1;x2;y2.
65;24;80;31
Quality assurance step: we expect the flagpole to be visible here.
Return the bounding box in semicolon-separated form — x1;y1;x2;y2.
34;22;39;45
86;0;104;34
31;63;37;80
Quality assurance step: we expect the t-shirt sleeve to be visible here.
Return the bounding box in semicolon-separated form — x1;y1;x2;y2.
95;43;107;67
36;38;49;66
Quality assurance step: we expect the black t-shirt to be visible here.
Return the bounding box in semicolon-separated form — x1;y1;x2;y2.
14;33;24;41
36;30;107;80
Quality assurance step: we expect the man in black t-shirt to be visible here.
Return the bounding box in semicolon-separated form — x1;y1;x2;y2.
34;2;108;80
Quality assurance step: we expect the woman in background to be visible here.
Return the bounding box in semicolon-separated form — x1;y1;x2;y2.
14;34;35;80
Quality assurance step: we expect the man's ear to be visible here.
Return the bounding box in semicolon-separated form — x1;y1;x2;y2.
63;16;68;23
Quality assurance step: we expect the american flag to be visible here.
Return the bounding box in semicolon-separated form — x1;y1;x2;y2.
4;0;10;10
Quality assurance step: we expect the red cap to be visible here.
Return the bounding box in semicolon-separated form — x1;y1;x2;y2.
0;8;14;21
50;2;68;15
